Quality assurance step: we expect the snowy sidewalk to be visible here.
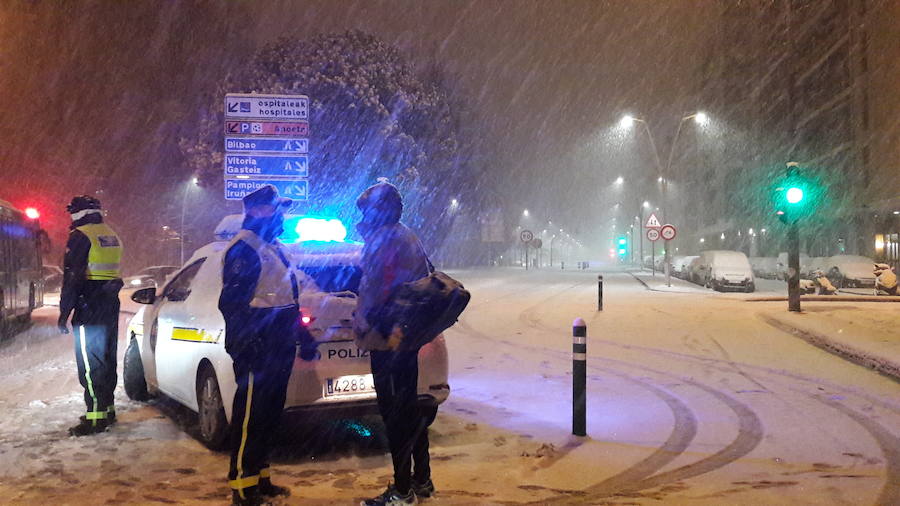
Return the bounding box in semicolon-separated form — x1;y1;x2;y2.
627;269;710;294
759;304;900;380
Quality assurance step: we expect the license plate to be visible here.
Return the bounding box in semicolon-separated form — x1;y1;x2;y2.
325;374;375;397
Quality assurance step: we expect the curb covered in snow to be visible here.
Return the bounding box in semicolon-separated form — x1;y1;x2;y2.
760;313;900;382
747;295;900;303
626;271;704;294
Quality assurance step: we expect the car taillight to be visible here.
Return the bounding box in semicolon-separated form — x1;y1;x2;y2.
300;308;315;327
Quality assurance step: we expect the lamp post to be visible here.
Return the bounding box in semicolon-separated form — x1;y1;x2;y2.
179;176;199;266
620;112;709;284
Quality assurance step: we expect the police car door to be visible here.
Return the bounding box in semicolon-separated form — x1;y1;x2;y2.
154;258;214;404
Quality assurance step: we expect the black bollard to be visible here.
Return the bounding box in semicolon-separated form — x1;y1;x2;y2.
572;318;587;436
597;275;603;311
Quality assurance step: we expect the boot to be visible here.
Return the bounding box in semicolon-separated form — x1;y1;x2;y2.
232;488;270;506
411;477;435;499
68;417;109;437
259;478;291;498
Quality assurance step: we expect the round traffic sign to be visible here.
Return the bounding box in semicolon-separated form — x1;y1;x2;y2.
520;229;534;243
646;228;660;242
660;224;677;241
531;238;543;249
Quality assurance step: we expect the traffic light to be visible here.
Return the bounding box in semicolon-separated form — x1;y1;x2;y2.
774;164;818;224
617;236;627;256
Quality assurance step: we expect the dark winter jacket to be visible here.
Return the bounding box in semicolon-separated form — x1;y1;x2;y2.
59;213;123;325
353;184;430;351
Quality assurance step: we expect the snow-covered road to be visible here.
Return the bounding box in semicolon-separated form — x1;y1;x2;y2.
1;268;898;505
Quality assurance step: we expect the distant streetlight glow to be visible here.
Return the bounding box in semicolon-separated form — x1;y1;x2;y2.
192;177;199;185
694;112;709;126
523;209;529;217
615;176;624;185
450;198;458;206
643;201;650;208
700;238;705;243
619;115;635;129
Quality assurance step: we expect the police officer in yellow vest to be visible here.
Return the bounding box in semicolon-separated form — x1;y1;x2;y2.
219;185;314;506
58;195;124;436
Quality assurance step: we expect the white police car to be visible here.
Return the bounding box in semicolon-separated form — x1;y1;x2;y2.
123;215;450;449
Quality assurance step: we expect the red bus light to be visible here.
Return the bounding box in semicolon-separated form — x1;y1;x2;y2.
25;207;40;220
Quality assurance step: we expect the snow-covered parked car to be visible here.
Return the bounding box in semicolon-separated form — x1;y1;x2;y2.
805;257;829;278
672;255;698;279
749;257;778;279
693;250;755;292
123;215;450;449
826;255;877;288
776;252;810;281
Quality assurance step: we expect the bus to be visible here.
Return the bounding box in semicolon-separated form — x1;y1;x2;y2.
0;199;44;334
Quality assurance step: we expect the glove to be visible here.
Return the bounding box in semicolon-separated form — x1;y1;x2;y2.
57;316;70;334
299;343;319;361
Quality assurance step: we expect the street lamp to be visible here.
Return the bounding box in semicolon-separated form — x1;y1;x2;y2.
523;209;530;217
180;176;200;266
620;111;711;285
615;176;624;185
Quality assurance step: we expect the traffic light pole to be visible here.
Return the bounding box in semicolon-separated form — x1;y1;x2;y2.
787;221;801;312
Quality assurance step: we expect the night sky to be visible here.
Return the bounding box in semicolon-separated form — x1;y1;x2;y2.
0;0;712;264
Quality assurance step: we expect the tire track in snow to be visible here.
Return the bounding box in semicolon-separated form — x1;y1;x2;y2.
454;307;766;502
808;394;900;506
516;281;592;333
453;273;896;502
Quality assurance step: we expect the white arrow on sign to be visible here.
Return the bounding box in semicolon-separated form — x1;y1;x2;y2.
647;228;661;242
645;213;662;229
660;224;677;241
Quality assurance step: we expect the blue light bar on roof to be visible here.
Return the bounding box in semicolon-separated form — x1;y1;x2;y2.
281;216;348;244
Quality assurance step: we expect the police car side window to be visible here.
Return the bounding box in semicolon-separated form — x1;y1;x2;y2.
162;259;206;302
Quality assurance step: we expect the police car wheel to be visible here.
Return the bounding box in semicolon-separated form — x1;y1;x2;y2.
197;366;229;450
123;337;149;401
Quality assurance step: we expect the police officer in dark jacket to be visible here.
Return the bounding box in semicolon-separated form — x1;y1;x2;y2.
58;195;124;436
353;181;436;506
219;185;312;506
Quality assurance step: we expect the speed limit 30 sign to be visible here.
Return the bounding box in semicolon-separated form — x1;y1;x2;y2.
660;224;677;241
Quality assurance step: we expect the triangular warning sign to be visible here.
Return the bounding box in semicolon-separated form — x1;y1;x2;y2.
645;213;661;228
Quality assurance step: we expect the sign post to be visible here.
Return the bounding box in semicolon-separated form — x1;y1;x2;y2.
660;224;677;287
521;230;534;270
223;93;310;201
645;213;662;275
646;228;660;276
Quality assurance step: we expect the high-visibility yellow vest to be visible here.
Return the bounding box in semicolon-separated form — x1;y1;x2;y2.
225;230;298;308
76;223;123;280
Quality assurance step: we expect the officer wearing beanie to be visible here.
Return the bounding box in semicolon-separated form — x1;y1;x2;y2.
219;185;313;505
59;195;124;436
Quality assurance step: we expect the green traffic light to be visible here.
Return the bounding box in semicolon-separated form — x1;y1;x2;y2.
786;187;804;204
